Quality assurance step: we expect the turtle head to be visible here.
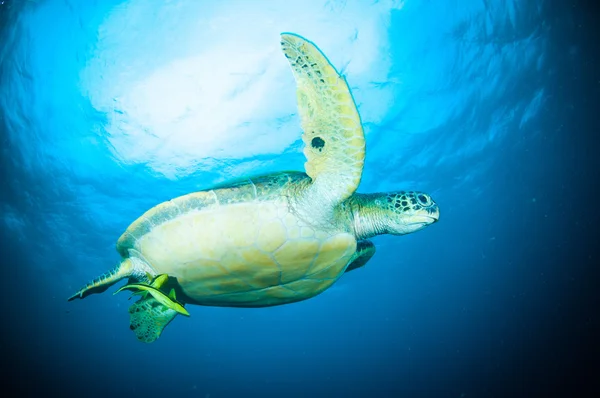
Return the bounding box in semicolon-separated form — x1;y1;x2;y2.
381;191;439;235
350;191;439;239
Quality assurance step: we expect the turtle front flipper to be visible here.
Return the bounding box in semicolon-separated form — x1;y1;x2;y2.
128;295;179;343
345;240;376;272
281;33;365;206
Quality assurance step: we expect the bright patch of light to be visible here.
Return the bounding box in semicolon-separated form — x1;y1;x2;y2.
82;0;404;178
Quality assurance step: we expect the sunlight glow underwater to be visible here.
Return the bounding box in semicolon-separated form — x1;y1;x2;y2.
3;0;546;181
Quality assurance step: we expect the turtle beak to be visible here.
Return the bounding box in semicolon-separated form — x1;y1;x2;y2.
408;216;436;227
410;205;440;226
428;204;440;223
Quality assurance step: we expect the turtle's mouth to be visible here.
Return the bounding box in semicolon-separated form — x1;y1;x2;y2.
408;215;439;226
411;206;440;225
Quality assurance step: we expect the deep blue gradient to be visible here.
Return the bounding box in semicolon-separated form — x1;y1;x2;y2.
1;1;598;397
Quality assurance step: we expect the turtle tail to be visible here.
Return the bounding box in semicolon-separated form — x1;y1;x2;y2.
68;258;134;301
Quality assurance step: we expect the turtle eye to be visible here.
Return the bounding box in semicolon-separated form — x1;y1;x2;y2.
417;194;430;206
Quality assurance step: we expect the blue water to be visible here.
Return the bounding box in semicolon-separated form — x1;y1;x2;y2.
1;0;597;397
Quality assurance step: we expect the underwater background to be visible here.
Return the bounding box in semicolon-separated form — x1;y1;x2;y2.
1;0;598;397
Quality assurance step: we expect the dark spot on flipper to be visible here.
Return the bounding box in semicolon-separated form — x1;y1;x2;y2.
311;136;325;152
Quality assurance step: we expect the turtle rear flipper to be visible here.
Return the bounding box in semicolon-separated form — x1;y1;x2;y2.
128;295;179;343
67;258;136;301
68;251;154;301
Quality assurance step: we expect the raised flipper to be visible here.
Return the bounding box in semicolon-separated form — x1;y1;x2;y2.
345;240;376;272
281;33;365;208
128;295;178;343
114;274;190;317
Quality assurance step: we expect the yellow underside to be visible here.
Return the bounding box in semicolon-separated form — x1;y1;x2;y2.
132;200;356;307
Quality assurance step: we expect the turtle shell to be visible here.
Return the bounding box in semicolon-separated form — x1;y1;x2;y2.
116;172;357;307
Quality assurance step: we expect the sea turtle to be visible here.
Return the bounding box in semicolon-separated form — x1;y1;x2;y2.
69;33;439;343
